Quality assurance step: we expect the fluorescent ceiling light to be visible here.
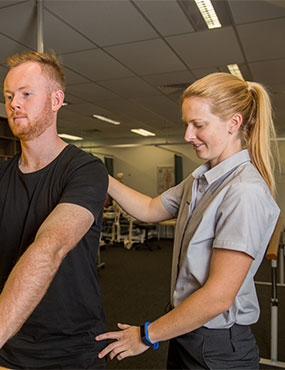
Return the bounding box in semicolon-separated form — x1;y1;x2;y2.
110;144;141;148
194;0;221;29
62;102;69;106
131;129;156;137
227;64;244;80
58;133;83;141
93;114;120;125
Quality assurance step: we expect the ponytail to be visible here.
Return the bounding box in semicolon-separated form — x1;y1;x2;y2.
246;82;279;197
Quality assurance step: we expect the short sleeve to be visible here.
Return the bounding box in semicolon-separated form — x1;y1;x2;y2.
161;175;192;217
213;181;280;259
59;156;108;224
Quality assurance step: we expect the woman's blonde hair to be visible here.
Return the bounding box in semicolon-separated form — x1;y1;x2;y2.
183;72;279;197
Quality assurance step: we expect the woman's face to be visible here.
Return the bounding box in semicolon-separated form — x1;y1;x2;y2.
182;96;242;168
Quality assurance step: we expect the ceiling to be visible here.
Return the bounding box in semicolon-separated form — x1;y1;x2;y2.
0;0;285;144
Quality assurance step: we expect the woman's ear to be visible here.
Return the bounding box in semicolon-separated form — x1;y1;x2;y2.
229;113;243;135
51;89;65;112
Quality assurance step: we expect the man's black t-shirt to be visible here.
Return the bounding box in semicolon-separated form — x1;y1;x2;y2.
0;145;108;368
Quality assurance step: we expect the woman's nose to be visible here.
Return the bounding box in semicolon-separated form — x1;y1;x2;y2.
184;125;196;142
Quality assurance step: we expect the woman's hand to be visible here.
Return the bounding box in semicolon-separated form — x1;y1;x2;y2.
96;323;150;360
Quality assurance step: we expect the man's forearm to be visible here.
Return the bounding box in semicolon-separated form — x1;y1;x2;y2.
0;203;94;348
0;238;63;347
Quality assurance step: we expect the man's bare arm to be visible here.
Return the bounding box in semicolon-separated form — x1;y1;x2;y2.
0;203;94;347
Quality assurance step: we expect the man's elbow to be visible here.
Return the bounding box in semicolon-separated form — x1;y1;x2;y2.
34;233;73;270
53;244;70;265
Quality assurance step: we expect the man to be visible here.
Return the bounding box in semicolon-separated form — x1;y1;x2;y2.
0;51;108;369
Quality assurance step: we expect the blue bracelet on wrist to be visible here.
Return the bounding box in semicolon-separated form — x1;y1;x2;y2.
140;322;159;350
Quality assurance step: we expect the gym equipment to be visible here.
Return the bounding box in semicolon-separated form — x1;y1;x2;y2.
259;216;285;368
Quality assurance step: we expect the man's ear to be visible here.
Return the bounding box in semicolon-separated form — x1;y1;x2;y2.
229;113;243;134
51;90;65;112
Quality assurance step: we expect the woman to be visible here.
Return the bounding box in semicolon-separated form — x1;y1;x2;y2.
96;72;280;369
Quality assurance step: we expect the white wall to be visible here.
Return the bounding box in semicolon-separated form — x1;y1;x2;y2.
87;145;195;197
79;140;285;216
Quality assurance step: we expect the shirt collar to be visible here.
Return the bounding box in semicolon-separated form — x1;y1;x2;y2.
192;149;251;185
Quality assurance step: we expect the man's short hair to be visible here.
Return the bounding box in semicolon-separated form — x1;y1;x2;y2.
7;50;66;91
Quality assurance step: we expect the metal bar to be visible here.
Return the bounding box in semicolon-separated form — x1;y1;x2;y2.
37;0;44;52
271;305;278;362
260;358;285;368
255;281;285;287
271;259;278;362
280;235;284;284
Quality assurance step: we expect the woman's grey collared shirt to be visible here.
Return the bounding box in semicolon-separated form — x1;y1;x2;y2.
161;149;280;328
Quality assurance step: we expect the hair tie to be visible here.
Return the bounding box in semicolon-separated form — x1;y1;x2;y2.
246;81;251;91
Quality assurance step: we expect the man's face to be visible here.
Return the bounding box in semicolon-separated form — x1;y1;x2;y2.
3;61;54;141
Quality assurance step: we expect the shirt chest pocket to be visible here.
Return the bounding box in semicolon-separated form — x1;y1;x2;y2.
179;216;216;284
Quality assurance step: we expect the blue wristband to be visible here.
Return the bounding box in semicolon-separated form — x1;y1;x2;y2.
140;322;159;350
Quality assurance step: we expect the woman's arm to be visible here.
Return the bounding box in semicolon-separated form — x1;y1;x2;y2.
108;175;173;223
96;248;253;360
